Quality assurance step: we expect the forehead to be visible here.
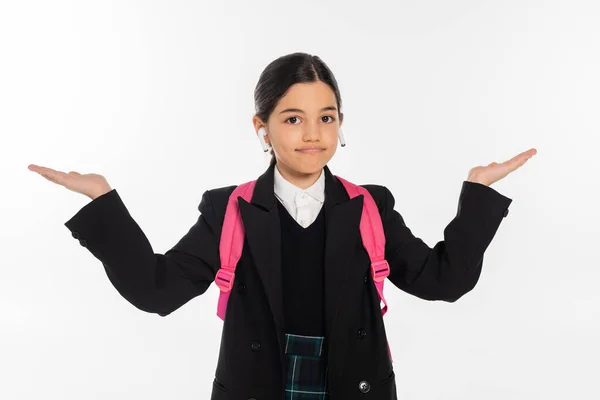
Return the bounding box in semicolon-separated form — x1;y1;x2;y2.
275;81;336;111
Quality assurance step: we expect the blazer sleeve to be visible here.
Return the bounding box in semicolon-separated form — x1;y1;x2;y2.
64;188;221;316
380;181;513;302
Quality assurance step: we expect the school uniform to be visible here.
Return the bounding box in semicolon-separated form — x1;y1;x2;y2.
273;163;325;228
64;161;513;399
274;166;330;398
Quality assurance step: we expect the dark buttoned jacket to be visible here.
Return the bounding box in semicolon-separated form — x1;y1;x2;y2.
64;162;512;399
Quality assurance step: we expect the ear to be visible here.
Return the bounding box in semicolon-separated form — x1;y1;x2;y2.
252;116;264;134
252;115;263;133
339;112;344;128
252;115;271;145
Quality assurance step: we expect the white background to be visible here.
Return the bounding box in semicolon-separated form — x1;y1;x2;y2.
2;0;599;399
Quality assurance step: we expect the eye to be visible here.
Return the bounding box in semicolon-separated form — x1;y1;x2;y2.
284;115;336;124
285;116;301;124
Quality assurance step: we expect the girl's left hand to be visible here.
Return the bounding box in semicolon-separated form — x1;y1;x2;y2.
466;148;537;186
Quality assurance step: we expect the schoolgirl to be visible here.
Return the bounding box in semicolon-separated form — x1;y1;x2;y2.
28;52;536;399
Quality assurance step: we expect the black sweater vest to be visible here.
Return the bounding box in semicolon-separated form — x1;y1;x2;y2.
276;198;326;336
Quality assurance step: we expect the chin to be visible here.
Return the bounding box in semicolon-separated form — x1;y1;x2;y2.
294;156;331;174
279;156;321;174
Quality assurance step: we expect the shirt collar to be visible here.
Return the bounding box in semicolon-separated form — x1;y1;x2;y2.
274;164;325;204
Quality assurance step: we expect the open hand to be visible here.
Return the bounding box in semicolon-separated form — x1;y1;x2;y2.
467;148;537;186
28;164;112;200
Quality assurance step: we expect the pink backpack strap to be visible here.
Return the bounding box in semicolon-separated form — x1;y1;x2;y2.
215;180;257;320
334;176;393;363
214;176;394;362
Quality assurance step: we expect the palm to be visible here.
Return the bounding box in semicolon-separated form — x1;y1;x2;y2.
28;164;111;199
467;148;537;186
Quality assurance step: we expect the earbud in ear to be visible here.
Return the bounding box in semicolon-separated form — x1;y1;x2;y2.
257;127;270;152
338;128;346;147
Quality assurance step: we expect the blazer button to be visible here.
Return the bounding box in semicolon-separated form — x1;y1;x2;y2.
251;341;261;352
238;283;247;294
364;275;368;284
503;208;509;217
358;328;367;339
71;231;79;239
79;239;87;247
358;380;371;393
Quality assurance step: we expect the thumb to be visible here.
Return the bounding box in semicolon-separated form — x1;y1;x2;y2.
68;171;81;176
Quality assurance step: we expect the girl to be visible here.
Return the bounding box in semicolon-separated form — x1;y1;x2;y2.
28;52;536;400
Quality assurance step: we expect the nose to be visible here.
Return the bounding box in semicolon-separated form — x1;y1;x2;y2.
302;123;321;142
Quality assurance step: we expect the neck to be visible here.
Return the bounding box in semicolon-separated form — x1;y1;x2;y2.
275;163;322;190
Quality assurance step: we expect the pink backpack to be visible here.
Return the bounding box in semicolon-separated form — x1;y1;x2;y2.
214;176;393;361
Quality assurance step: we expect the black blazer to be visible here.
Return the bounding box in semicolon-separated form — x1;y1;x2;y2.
64;162;512;399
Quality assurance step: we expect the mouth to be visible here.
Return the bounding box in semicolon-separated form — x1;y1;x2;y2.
296;147;325;153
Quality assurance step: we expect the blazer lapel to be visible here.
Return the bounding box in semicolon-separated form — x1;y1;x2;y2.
322;165;365;373
237;162;286;367
237;162;364;372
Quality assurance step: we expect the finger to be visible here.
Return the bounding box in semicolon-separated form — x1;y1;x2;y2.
503;148;536;165
29;164;71;180
502;149;536;172
40;169;70;186
29;164;61;176
40;172;60;184
512;154;533;173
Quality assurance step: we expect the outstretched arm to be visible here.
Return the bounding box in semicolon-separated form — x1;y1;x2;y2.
64;189;221;316
380;181;512;302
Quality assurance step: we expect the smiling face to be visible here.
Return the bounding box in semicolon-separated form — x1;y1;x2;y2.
252;80;344;186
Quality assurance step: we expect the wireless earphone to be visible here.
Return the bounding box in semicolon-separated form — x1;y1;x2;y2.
257;127;270;152
338;128;346;147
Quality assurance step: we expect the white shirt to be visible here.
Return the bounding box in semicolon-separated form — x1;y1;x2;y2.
274;165;325;228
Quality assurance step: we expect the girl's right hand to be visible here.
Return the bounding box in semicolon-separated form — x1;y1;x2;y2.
28;164;112;200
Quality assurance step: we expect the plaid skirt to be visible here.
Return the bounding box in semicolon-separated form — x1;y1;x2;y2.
284;333;330;400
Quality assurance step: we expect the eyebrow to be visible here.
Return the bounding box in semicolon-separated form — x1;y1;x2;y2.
279;106;337;114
